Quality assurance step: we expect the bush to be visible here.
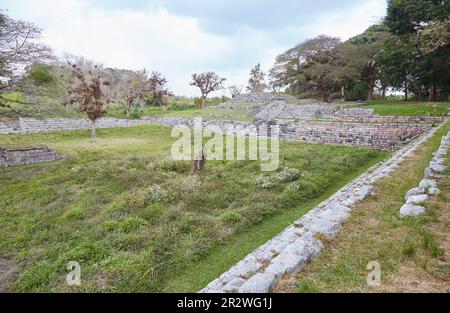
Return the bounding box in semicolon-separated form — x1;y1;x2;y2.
194;97;203;108
146;184;169;203
129;108;142;119
273;167;303;183
156;157;191;174
256;175;275;189
345;79;368;101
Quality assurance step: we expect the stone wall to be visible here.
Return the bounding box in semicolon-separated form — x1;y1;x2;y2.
224;92;298;105
0;117;152;135
0;147;62;167
288;121;432;150
0;116;435;151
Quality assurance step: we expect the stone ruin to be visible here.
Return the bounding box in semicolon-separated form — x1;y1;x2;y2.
0;147;63;167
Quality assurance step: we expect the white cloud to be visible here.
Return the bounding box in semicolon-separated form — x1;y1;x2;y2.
1;0;387;96
300;0;386;40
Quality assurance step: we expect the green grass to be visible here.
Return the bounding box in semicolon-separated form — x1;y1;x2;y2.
0;125;387;292
357;100;449;117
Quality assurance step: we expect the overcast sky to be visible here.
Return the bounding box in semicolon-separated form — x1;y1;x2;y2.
0;0;387;96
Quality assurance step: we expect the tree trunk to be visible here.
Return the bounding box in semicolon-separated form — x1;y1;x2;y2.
367;79;375;101
404;86;408;101
381;85;387;99
91;119;96;138
201;97;205;109
428;85;437;102
341;85;345;100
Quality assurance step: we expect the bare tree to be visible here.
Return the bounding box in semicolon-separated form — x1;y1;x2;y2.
148;71;172;106
190;72;226;109
228;85;243;98
0;11;53;112
121;70;149;116
64;61;111;138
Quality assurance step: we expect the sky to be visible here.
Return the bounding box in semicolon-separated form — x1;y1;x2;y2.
0;0;387;96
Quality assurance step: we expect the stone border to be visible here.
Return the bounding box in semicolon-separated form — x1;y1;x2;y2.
0;147;63;167
200;120;447;293
400;131;449;217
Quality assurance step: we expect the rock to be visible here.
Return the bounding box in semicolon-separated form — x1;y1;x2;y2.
419;179;437;189
400;204;426;218
427;187;441;196
238;273;276;293
406;194;428;205
429;162;446;173
317;202;351;223
222;277;246;292
302;217;341;237
405;187;426;201
231;256;261;278
266;252;308;278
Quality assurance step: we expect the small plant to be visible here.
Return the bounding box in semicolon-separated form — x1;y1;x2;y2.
287;181;301;191
178;175;202;196
273;167;303;183
146;184;169;203
402;240;416;258
256;175;275;189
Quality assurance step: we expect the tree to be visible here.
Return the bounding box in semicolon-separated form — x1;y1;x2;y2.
228;85;243;98
270;35;345;102
0;11;52;112
385;0;450;101
385;0;450;36
148;71;172;106
121;70;149;116
347;24;391;100
190;72;226;109
247;63;267;92
64;61;111;138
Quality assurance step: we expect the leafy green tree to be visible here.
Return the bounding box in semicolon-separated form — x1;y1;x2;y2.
247;63;267;92
385;0;450;36
28;63;54;86
347;24;391;100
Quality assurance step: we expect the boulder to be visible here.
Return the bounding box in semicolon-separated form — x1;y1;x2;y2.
405;187;426;201
406;194;428;205
400;204;426;218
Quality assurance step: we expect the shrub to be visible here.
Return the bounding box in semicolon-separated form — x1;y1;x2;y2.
178;175;202;196
156;157;191;173
287;182;301;191
146;184;169;203
129;108;142;119
256;175;275;189
273;167;303;183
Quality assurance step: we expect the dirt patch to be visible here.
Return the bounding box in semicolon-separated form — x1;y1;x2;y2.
0;258;18;292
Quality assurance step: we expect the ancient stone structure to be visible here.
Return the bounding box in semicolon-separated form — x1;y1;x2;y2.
0;147;63;167
0;117;433;151
223;92;298;105
200;122;446;293
400;131;449;217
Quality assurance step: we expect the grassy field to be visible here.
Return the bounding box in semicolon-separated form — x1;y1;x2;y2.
357;100;449;117
0;125;387;292
275;121;449;293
